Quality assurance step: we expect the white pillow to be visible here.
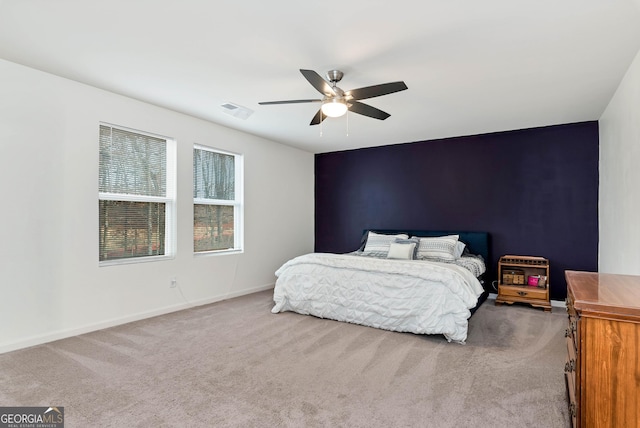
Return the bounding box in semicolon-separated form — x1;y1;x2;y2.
363;231;409;256
415;235;459;262
454;241;466;258
395;237;420;259
387;242;416;260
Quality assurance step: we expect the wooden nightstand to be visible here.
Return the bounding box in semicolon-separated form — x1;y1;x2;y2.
495;255;551;312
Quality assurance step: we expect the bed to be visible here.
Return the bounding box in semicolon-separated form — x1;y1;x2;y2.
272;230;490;343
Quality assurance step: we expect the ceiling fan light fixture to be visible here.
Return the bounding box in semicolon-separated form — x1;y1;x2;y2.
259;69;407;125
321;98;348;118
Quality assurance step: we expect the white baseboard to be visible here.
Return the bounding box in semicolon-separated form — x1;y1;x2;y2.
488;292;566;309
0;283;275;355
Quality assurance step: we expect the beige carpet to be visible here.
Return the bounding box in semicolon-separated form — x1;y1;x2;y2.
0;291;570;427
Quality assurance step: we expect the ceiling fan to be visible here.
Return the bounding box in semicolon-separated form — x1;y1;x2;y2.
259;69;408;125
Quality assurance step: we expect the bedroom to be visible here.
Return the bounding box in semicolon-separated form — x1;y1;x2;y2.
1;1;640;426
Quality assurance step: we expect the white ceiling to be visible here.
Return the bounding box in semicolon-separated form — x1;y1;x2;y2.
1;1;640;154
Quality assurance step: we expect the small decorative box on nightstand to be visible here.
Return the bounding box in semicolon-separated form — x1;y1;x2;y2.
495;255;551;312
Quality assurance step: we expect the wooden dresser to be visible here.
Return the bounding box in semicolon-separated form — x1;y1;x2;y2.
565;270;640;428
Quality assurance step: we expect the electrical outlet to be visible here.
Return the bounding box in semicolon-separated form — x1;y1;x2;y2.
170;277;177;288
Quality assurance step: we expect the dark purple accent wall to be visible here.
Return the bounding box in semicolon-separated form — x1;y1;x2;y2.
314;121;599;301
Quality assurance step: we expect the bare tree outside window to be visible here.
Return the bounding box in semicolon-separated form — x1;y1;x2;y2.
193;146;241;252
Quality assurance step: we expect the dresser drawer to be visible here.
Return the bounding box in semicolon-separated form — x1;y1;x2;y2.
566;316;578;353
566;291;579;354
566;290;576;318
564;372;577;428
498;285;547;300
564;324;580;428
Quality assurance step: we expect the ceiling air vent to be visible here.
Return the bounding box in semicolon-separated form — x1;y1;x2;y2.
221;102;253;120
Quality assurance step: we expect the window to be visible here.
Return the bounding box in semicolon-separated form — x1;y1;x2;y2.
99;124;176;263
193;145;243;253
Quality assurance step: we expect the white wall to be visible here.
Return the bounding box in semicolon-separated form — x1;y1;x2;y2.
599;47;640;274
0;59;314;353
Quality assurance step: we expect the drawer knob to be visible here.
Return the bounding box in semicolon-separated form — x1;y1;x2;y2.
517;291;527;296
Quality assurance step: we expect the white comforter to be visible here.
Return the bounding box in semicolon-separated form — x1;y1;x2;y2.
272;253;485;343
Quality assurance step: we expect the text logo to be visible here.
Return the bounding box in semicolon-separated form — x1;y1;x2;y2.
0;407;64;428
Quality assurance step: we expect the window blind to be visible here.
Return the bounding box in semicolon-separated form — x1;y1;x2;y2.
99;124;171;262
99;125;166;197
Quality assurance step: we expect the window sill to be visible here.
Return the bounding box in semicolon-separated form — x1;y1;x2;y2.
194;249;244;258
99;254;175;267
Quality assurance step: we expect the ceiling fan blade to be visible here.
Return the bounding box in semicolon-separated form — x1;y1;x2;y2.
259;99;321;105
310;109;327;126
347;81;408;101
300;69;335;96
348;101;391;120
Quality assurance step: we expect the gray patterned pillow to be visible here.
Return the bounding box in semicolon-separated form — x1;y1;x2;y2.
415;235;459;262
362;231;409;257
